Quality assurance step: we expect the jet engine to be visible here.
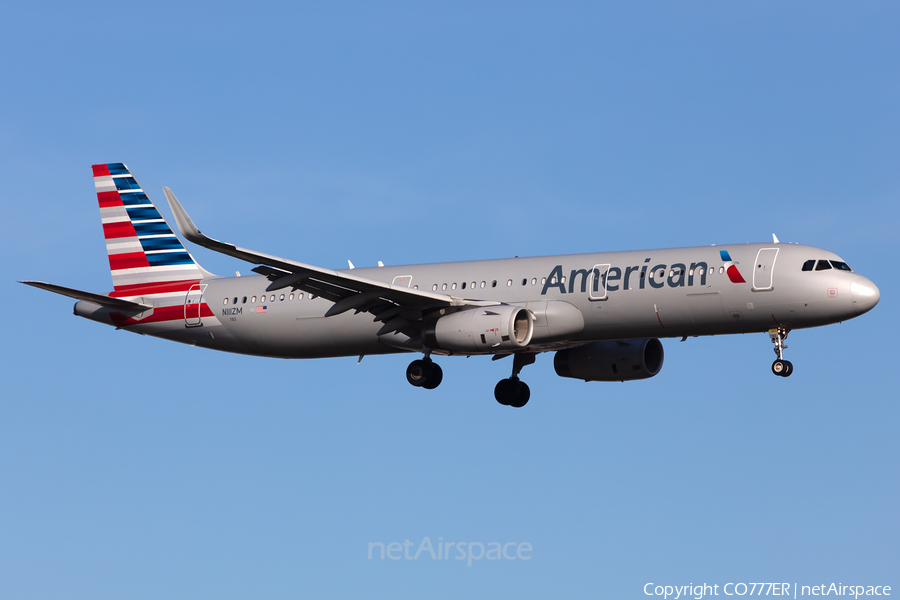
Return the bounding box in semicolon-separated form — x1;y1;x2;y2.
424;305;534;353
554;339;664;382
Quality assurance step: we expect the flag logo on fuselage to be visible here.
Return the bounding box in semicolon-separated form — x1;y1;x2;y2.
719;250;746;284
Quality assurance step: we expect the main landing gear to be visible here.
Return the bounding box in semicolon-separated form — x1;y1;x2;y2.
495;353;535;408
406;357;443;389
769;327;793;377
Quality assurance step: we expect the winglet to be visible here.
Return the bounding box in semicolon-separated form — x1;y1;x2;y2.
163;187;207;246
163;187;243;256
772;233;780;244
163;187;297;264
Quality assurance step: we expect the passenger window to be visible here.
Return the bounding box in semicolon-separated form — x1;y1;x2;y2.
432;284;437;291
531;278;536;285
270;295;275;301
289;293;294;300
223;298;228;305
522;278;527;286
414;285;418;290
242;296;247;303
298;293;304;300
442;283;447;291
251;296;256;303
492;280;497;288
830;261;852;271
233;297;238;305
719;266;724;274
461;282;466;290
471;282;476;289
480;281;485;288
451;283;457;290
507;279;512;286
815;260;832;271
280;294;285;301
541;277;546;285
801;260;815;271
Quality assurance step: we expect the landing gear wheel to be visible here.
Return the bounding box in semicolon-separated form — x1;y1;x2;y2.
406;359;443;389
494;353;537;407
407;360;428;387
509;380;530;408
772;359;793;377
781;360;793;377
768;327;794;378
494;378;530;408
422;363;443;389
494;378;514;405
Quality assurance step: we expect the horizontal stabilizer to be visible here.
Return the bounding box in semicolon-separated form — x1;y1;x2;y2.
20;281;152;311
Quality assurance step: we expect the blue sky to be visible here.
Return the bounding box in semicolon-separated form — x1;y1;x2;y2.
2;2;898;598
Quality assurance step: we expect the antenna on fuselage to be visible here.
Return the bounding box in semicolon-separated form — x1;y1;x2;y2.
772;234;780;244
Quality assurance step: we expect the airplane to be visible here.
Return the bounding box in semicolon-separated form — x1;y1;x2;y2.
22;163;881;408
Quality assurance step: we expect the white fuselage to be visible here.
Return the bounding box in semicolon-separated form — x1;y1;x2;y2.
74;242;880;359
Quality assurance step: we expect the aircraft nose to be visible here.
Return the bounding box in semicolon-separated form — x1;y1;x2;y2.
850;276;880;315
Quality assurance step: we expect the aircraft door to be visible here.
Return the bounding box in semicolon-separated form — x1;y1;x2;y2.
589;264;611;300
752;248;779;291
184;284;205;327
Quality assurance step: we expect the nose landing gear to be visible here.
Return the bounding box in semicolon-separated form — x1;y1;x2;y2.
495;353;536;408
769;327;793;377
406;357;443;389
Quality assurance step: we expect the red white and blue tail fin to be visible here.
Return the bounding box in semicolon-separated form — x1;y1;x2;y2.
92;163;213;293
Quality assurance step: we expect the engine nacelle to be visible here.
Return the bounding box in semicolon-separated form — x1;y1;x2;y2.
425;305;534;353
554;339;664;382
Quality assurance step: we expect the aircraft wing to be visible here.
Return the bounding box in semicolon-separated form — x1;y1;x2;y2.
163;188;496;334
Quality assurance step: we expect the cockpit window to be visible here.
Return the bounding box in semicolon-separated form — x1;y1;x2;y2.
830;261;852;272
801;260;815;271
815;260;832;271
